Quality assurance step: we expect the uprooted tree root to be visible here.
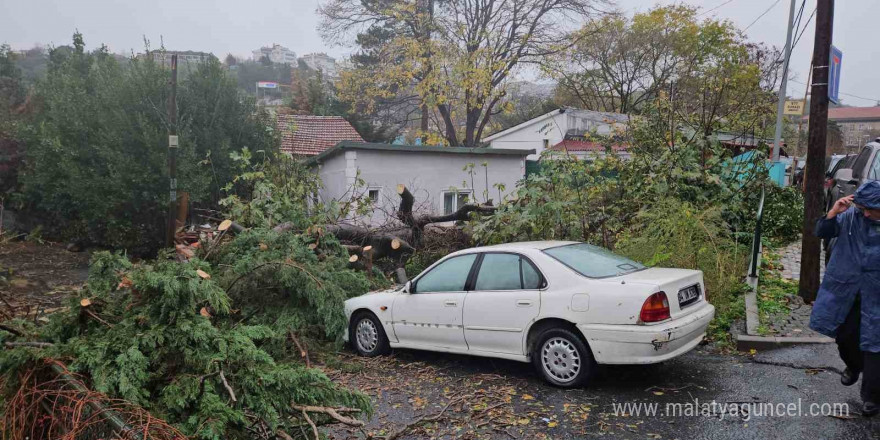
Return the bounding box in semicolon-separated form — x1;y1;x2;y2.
2;359;186;440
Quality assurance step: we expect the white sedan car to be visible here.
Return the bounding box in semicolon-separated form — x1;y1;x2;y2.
344;241;715;387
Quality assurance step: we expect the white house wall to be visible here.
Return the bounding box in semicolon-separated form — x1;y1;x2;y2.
488;113;568;160
315;149;527;226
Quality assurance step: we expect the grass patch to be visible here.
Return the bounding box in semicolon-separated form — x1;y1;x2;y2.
705;282;748;349
755;250;797;333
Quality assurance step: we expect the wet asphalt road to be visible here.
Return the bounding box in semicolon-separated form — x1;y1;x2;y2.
329;343;879;439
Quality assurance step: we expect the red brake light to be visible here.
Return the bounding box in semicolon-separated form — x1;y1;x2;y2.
640;291;670;323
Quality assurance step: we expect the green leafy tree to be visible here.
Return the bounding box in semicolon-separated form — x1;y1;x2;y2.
19;33;277;253
0;44;26;198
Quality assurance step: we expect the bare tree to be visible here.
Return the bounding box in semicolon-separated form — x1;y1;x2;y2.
321;0;607;147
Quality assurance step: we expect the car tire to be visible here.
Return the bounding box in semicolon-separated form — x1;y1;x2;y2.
531;327;595;388
350;312;390;357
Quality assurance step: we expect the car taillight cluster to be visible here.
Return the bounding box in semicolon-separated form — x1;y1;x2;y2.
640;291;670;323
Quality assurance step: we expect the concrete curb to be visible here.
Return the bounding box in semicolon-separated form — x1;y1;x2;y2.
736;334;835;351
738;242;833;352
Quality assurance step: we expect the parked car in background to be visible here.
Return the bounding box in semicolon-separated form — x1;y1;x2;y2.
824;139;880;264
828;140;880;206
344;241;715;388
825;153;857;210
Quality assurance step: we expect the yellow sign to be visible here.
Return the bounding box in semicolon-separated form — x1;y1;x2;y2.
784;100;805;115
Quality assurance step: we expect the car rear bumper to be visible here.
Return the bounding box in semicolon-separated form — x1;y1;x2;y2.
577;303;715;364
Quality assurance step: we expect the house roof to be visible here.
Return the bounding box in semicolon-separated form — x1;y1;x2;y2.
483;107;631;142
483;108;564;142
549;139;628;152
276;115;365;156
307;141;535;165
802;106;880;122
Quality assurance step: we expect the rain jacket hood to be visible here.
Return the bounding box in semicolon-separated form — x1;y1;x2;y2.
854;180;880;210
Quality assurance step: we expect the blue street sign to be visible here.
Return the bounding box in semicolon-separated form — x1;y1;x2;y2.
829;46;842;104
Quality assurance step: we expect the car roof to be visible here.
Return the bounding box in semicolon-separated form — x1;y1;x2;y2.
455;241;579;254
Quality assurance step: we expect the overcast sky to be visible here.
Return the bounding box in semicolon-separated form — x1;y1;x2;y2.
1;0;878;106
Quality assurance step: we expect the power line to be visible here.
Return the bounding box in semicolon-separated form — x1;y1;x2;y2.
792;7;816;50
743;0;782;32
789;79;880;103
698;0;737;17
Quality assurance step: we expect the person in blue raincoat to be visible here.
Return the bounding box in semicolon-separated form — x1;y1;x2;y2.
810;180;880;417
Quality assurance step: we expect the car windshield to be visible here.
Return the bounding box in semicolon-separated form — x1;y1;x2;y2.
543;243;646;278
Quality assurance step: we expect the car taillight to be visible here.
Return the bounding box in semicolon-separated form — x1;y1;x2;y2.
640;291;670;323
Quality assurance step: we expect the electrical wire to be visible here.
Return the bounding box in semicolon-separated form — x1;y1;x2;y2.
789;79;880;103
792;7;816;50
743;0;782;32
698;0;737;17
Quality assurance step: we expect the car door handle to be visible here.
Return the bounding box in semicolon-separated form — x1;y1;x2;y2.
444;301;458;307
516;300;533;307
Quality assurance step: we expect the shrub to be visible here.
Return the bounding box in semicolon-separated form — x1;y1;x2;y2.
0;243;374;439
615;198;749;301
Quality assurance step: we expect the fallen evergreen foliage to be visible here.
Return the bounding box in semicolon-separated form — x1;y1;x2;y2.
0;232;377;439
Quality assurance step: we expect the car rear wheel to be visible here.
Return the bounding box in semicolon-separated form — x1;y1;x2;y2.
531;327;595;388
350;312;390;357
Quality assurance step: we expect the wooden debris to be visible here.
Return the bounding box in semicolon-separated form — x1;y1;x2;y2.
79;298;91;308
196;269;211;280
218;219;233;231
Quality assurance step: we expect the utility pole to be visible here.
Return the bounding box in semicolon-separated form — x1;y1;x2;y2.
799;0;834;303
771;0;798;162
166;54;179;247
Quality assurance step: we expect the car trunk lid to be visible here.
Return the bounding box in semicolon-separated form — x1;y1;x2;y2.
619;268;706;319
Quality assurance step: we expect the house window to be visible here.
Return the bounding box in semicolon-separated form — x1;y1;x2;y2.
543;139;549;150
367;188;380;203
443;190;472;215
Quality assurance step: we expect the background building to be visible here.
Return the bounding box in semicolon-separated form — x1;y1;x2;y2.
299;52;337;77
251;44;297;65
804;106;880;148
139;50;214;67
484;108;630;160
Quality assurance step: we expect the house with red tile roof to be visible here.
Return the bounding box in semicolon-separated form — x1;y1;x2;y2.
484;108;630;160
276;114;365;156
546;137;630;161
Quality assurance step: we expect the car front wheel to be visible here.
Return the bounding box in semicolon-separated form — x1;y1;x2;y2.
532;328;595;388
350;312;390;357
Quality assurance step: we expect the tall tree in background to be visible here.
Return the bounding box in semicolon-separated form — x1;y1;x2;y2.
320;0;605;147
549;5;780;165
547;5;781;132
546;6;699;113
0;45;27;198
19;33;277;253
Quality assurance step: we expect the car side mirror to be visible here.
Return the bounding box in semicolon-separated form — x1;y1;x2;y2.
834;168;857;185
402;280;413;294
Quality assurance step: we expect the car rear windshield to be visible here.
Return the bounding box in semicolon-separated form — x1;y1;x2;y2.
543;243;646;278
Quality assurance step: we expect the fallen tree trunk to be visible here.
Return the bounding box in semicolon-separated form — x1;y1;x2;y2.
396;184;495;248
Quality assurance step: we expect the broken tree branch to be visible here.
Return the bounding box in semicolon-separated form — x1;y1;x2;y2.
291;405;364;427
288;331;311;368
301;409;319;440
218;368;237;403
4;341;53;349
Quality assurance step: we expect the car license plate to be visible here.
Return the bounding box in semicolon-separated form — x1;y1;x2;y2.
678;285;700;306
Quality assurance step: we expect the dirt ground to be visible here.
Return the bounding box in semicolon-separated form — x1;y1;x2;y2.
0;241;90;318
